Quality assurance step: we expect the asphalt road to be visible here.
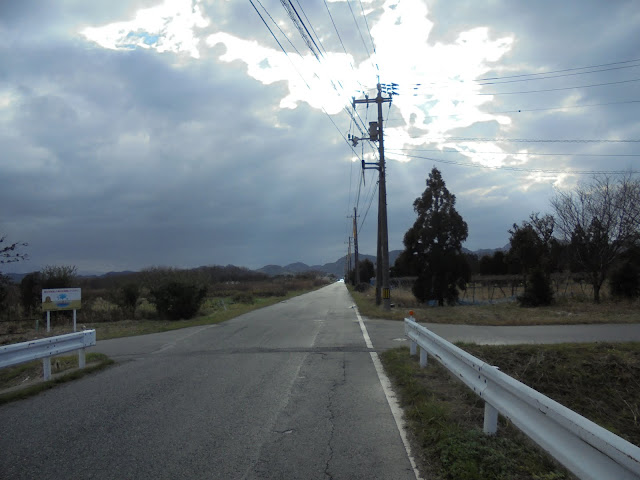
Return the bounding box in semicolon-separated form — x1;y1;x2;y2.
0;283;418;480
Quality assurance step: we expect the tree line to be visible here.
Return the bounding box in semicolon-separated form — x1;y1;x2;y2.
390;168;640;306
0;262;327;323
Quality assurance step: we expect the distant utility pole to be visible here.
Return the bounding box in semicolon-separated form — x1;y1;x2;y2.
352;83;392;310
350;207;360;285
346;236;352;282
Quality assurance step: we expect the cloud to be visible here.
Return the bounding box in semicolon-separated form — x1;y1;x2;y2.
1;0;639;274
81;0;209;58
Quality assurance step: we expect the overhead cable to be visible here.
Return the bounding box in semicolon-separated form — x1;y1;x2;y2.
388;152;638;175
478;57;640;81
386;148;640;157
478;77;640;96
477;63;640;85
408;137;640;143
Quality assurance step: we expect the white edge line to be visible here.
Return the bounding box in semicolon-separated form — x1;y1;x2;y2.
354;307;425;480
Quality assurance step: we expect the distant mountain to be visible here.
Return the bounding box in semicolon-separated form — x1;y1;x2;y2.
258;250;403;278
258;246;511;278
4;245;509;284
466;244;510;258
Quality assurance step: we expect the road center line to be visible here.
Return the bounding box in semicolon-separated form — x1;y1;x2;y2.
354;307;424;480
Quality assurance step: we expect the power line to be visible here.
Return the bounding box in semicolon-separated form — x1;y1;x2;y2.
264;0;369;136
250;0;367;163
323;0;348;57
382;99;640;124
386;148;640;157
388;152;638;175
294;0;328;57
346;0;375;73
250;0;294;73
477;63;640;85
488;99;640;114
357;0;378;74
255;0;305;58
280;0;321;60
478;77;640;96
359;178;378;232
384;75;640;97
478;57;640;81
407;137;640;143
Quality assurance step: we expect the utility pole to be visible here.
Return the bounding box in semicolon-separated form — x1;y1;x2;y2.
351;207;360;285
346;237;352;283
352;83;392;310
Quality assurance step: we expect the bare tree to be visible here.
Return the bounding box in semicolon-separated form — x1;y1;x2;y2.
0;235;28;264
551;173;640;303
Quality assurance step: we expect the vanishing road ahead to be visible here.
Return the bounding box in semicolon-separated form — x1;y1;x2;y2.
0;283;419;480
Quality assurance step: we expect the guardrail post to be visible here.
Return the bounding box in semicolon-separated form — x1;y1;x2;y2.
43;358;52;381
410;339;417;356
78;349;86;368
483;402;498;435
419;348;428;367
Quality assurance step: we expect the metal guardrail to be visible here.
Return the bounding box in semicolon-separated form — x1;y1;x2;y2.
405;318;640;480
0;330;97;381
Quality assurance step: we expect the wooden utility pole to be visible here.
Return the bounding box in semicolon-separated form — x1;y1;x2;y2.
346;237;352;282
353;207;360;285
352;84;392;310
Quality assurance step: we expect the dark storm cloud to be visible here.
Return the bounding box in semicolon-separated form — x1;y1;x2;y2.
2;0;639;274
1;7;353;273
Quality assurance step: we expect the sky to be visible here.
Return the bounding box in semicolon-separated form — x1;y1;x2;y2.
1;0;639;274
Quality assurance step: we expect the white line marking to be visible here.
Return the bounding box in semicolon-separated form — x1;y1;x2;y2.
354;308;424;480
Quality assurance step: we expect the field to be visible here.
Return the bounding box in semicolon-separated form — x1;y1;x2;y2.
0;273;330;346
350;279;640;325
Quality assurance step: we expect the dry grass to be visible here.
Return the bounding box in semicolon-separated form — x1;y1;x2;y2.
382;347;574;479
0;353;114;405
350;285;640;325
0;288;319;345
383;342;640;478
463;342;640;446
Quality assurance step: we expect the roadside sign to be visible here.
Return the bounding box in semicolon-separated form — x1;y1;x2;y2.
42;288;82;312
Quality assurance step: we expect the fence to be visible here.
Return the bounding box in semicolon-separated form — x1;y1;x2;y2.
0;330;97;381
405;318;640;480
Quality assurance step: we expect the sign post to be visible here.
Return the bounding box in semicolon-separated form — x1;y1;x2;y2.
41;288;82;332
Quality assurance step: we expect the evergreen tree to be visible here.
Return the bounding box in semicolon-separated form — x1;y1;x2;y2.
401;167;469;306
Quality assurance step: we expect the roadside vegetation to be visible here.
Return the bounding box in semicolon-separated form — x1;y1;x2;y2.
382;342;640;480
349;284;640;325
0;352;114;405
346;170;640;319
0;266;330;345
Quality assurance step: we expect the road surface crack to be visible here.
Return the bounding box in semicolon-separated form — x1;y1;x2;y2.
324;354;347;480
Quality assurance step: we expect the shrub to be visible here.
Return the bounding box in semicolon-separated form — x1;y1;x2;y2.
41;265;77;289
150;281;207;320
609;262;640;299
118;283;140;316
232;292;254;304
518;270;554;307
20;272;42;317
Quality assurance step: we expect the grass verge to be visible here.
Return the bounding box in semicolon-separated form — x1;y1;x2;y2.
0;352;114;405
462;342;640;446
350;286;640;325
381;347;572;480
382;342;640;479
3;289;316;344
85;292;305;340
